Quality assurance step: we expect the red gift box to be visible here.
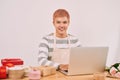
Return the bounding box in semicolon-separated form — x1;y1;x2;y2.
1;58;24;66
0;66;7;79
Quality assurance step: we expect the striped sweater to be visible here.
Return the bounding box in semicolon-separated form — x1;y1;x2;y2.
38;33;81;68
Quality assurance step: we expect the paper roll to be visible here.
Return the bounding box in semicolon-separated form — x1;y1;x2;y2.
8;66;24;79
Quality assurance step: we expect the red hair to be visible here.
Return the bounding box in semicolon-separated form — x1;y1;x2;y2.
53;9;70;22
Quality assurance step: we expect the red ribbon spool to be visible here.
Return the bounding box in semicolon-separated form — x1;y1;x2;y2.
0;66;7;79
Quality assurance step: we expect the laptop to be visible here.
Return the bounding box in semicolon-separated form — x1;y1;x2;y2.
60;47;108;75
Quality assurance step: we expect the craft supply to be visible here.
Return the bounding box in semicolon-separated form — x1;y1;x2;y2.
28;69;41;80
24;66;32;76
38;66;56;76
1;58;23;66
8;66;24;79
0;66;7;79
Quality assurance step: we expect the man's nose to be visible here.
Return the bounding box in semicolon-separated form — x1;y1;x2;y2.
60;23;64;26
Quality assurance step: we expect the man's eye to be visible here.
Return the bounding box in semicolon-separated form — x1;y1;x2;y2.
63;21;67;24
56;21;61;24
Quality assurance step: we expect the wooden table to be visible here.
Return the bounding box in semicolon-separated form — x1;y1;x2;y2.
1;71;120;80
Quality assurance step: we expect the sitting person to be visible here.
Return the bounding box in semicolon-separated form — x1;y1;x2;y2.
38;9;81;70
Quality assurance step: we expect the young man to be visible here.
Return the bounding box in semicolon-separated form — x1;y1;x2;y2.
38;9;81;70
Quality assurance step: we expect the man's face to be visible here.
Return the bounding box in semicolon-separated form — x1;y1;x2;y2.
53;17;69;35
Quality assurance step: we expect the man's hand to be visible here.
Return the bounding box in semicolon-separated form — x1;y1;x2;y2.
59;64;69;70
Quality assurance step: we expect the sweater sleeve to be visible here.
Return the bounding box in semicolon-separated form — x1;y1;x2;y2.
38;37;59;68
76;38;81;47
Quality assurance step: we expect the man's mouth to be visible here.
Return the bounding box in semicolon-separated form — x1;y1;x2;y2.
58;28;65;31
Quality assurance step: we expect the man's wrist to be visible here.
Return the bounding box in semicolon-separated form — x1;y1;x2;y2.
57;65;60;71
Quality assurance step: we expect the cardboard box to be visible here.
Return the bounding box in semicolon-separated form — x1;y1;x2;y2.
37;66;56;76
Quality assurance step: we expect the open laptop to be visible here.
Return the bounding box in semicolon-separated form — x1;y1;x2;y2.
60;47;108;75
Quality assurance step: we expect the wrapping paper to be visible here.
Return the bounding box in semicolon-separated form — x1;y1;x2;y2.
37;66;56;76
28;70;41;79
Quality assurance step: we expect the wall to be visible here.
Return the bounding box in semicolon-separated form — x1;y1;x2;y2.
0;0;120;66
115;28;120;63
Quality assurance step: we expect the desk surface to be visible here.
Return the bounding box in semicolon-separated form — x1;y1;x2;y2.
2;71;120;80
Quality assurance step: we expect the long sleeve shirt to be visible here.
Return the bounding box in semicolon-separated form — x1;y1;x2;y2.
38;33;81;68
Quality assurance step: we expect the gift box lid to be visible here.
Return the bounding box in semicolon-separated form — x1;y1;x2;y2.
1;58;23;66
